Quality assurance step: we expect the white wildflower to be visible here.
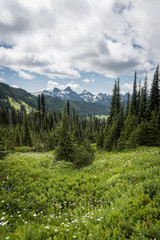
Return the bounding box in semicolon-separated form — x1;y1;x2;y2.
44;226;49;229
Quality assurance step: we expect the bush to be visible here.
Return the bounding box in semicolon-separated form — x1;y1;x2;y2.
74;144;95;168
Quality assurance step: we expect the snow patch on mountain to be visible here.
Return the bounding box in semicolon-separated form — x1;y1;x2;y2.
32;87;113;105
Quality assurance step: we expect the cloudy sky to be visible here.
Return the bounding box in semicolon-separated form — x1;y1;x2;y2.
0;0;159;94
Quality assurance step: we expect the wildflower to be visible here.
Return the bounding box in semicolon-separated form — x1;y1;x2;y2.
66;229;69;232
1;221;8;226
55;229;58;233
89;234;92;237
44;226;49;229
98;209;101;211
97;218;100;221
6;237;9;239
33;213;37;217
73;236;76;238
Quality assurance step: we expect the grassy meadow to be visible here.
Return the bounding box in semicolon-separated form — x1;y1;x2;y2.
0;147;160;239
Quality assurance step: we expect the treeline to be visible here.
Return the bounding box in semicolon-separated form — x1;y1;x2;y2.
0;93;106;165
98;64;160;151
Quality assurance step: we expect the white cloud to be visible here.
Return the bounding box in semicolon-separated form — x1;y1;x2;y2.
82;79;95;83
0;77;7;83
15;69;34;79
47;80;80;91
83;79;90;83
0;0;159;80
121;83;133;93
11;84;19;88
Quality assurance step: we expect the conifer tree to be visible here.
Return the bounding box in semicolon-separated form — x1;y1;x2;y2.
23;114;32;147
15;126;22;146
149;64;160;115
41;93;46;118
125;93;130;118
131;71;138;116
138;75;148;121
38;94;41;117
55;114;75;162
104;79;121;150
96;128;104;149
67;100;70;117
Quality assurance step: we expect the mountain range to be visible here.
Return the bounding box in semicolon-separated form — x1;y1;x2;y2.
33;86;112;105
0;83;110;117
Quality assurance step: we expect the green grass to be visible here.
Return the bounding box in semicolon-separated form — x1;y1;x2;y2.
0;147;160;239
8;97;35;112
8;97;21;110
95;115;109;120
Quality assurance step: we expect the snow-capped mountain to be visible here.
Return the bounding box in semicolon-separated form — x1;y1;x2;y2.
33;87;113;105
79;90;95;102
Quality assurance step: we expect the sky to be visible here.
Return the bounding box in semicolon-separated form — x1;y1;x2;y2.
0;0;159;95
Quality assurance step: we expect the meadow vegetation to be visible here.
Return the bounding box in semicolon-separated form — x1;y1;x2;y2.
0;146;160;239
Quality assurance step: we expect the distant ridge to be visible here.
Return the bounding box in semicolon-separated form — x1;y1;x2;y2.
32;86;129;106
32;86;113;105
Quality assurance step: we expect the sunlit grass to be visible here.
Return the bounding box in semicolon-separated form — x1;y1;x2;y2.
0;147;160;239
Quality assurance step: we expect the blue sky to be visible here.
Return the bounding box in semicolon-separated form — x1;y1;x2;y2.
0;0;159;95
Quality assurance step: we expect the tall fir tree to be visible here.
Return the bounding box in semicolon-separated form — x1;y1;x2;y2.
23;114;32;147
67;100;70;118
41;93;46;118
131;71;138;116
38;94;41;117
55;114;75;162
148;64;160;115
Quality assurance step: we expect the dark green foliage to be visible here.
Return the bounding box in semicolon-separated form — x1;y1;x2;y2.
15;126;22;147
23;114;33;147
104;79;124;150
55;114;75;162
131;71;138;116
41;93;46;118
96;128;104;149
38;94;41;117
73;143;95;167
149;64;159;115
67;100;70;117
0;141;7;158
